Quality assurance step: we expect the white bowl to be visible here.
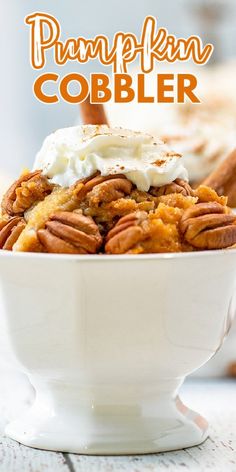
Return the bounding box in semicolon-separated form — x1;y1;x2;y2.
0;249;236;454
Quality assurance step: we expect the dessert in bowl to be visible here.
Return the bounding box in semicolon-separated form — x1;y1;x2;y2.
1;125;236;454
1;125;236;254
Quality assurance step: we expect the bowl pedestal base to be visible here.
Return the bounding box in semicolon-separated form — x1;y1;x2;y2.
5;377;209;454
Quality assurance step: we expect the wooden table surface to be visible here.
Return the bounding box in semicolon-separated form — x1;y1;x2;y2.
0;378;235;472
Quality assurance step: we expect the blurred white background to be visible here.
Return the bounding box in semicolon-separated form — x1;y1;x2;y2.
1;0;236;177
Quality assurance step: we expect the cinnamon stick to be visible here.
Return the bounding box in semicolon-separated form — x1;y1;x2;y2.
227;361;236;377
80;96;109;125
203;149;236;207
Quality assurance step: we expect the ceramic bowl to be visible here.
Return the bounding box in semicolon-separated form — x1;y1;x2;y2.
1;249;236;454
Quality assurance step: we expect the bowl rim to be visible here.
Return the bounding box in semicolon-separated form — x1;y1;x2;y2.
1;248;236;262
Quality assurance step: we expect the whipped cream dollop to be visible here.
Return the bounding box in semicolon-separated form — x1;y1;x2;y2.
33;125;188;191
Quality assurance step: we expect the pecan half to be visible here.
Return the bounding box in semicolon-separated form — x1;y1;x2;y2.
38;211;102;254
105;211;148;254
0;217;26;250
87;178;132;207
180;202;236;249
2;170;54;216
75;173;132;206
150;179;195;197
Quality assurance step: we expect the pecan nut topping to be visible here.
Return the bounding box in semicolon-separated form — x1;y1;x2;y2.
75;173;132;206
180;202;236;249
2;170;54;216
86;178;132;207
38;210;102;254
0;217;26;250
150;179;195;198
105;211;148;254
